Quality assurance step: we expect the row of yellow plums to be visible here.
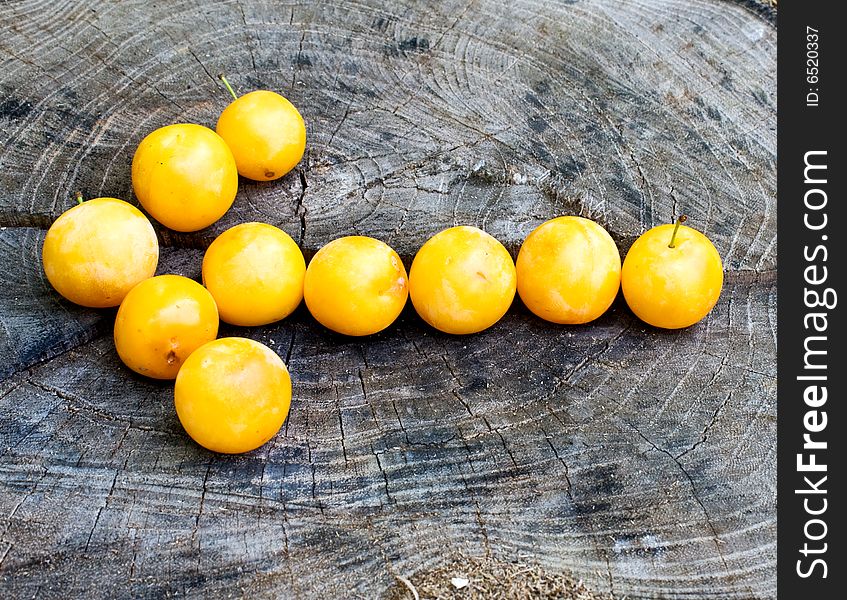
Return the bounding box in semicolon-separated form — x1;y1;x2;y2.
44;207;723;338
42;202;722;453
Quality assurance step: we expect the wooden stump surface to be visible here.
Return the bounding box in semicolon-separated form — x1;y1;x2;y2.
0;0;776;598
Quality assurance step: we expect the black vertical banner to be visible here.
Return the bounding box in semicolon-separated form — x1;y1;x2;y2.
778;2;845;599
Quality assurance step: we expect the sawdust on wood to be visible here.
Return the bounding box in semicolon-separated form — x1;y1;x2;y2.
385;556;613;600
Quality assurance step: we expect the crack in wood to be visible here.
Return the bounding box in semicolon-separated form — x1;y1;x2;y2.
630;425;732;578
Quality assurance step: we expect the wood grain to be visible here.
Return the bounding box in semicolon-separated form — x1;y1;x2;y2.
0;0;775;598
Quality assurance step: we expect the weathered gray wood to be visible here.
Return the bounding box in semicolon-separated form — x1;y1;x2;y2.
0;0;775;598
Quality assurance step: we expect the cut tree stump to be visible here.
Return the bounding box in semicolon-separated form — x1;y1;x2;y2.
0;0;775;598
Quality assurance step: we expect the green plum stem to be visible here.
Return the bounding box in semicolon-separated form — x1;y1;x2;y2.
219;74;239;101
75;191;84;205
668;214;687;248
